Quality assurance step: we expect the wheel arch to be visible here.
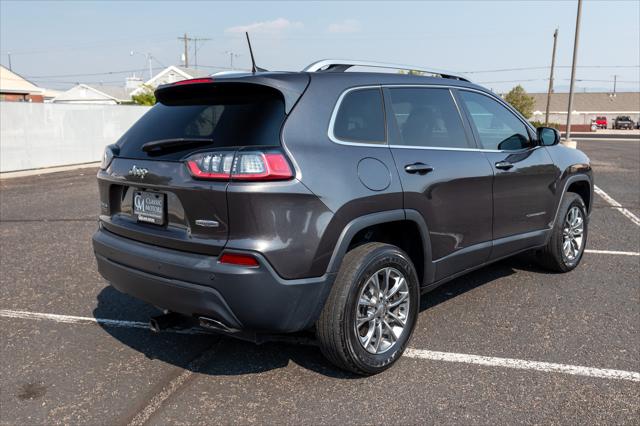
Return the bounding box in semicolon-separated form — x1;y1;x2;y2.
325;209;434;286
551;173;593;229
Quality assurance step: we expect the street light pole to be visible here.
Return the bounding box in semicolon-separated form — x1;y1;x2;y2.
544;28;558;126
225;51;240;70
147;54;152;80
565;0;583;145
130;51;154;80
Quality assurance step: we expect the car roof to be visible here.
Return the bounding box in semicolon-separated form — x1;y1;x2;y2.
212;70;490;94
156;70;495;114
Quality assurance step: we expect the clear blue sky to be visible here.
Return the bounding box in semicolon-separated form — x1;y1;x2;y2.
1;0;638;93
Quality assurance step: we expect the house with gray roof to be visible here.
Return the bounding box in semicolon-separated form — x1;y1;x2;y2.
52;84;134;105
529;92;640;126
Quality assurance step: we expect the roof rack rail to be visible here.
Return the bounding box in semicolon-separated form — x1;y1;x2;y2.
302;59;470;82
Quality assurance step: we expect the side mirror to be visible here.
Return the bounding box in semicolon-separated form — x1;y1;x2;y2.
537;127;560;146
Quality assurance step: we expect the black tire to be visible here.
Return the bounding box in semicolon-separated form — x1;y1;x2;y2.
537;192;588;272
316;242;420;375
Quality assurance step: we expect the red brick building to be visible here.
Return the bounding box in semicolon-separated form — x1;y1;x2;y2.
0;65;44;102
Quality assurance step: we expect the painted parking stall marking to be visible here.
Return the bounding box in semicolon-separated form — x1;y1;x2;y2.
403;349;640;383
584;249;639;256
594;185;640;227
2;308;639;383
0;309;208;335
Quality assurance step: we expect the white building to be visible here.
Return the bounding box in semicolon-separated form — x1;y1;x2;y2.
52;84;134;105
530;92;640;126
130;66;210;96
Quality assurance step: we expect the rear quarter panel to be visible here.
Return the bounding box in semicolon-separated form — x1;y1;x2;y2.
280;74;403;278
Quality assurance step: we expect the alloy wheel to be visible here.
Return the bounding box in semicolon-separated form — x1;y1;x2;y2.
354;267;410;354
562;206;584;261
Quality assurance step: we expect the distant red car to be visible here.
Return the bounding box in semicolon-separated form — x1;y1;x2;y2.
595;116;607;129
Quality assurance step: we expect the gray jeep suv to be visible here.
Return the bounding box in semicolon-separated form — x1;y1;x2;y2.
93;60;593;375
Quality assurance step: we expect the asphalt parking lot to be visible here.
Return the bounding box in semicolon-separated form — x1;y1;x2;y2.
1;137;639;425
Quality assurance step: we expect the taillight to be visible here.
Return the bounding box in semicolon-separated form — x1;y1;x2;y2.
100;144;119;170
219;252;259;267
186;151;235;179
232;152;293;181
185;150;293;181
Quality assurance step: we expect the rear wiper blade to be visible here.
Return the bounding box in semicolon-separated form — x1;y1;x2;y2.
141;138;214;153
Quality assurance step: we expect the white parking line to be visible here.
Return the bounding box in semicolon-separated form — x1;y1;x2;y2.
594;185;640;227
0;309;207;335
403;349;639;382
2;309;639;382
585;249;639;256
574;138;640;142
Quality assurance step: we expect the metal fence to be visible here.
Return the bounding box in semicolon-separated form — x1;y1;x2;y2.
0;102;151;172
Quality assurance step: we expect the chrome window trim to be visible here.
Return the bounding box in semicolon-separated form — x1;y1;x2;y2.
390;145;501;153
327;85;388;147
327;83;537;152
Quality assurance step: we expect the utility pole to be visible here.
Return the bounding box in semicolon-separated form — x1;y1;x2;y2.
613;74;618;96
130;51;153;80
225;51;240;70
178;33;192;68
544;28;559;126
565;0;583;145
192;37;211;69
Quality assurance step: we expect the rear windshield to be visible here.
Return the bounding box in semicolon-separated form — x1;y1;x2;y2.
117;84;285;160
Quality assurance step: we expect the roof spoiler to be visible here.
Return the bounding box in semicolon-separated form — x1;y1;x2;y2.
154;75;309;114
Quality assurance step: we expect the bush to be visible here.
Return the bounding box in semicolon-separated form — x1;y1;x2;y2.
530;121;560;129
131;84;156;106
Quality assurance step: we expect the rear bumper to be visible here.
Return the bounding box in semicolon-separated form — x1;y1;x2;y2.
92;227;335;333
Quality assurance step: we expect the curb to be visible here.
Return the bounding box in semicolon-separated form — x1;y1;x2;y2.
0;162;100;180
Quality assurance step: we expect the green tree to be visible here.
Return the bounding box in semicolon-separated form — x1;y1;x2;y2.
504;85;535;118
131;84;156;106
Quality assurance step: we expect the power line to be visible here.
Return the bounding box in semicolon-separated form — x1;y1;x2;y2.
477;78;545;84
570;78;639;83
193;37;212;69
0;33;176;56
22;63;242;80
28;80;125;85
25;68;148;78
462;65;639;74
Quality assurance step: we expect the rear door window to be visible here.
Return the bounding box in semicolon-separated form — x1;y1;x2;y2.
459;91;531;151
332;88;386;143
117;84;286;160
387;87;469;149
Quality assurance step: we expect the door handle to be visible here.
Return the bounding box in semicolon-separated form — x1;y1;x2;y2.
495;161;514;170
404;163;434;174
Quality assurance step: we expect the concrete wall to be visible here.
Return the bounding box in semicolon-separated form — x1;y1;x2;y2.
0;102;150;172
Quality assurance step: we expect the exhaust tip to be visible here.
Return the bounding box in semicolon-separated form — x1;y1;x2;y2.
149;318;161;333
198;317;239;333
